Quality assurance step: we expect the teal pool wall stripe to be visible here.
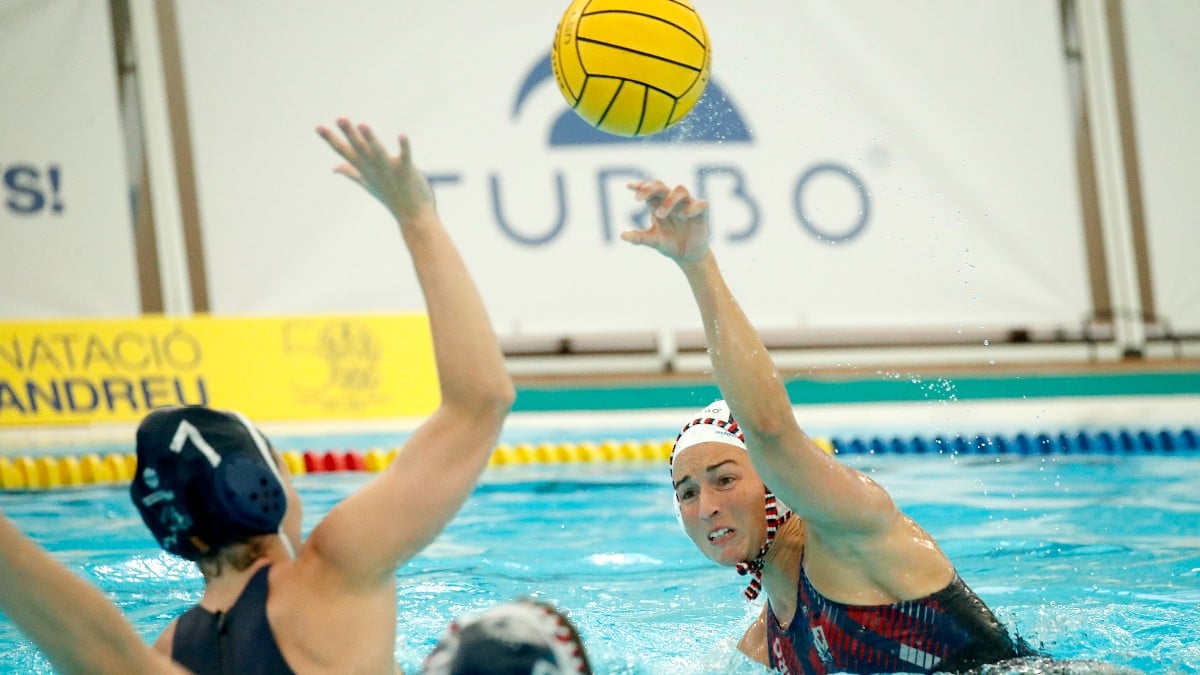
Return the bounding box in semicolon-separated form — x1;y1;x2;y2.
511;370;1200;412
514;383;721;412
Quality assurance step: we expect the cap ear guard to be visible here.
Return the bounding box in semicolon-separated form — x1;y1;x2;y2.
213;456;287;536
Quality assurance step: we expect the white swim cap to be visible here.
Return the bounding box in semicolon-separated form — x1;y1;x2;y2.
670;399;746;466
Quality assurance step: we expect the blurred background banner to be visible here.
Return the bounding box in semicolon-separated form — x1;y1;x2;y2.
172;1;1089;336
1123;1;1200;334
0;314;438;426
0;0;138;318
1;0;1197;370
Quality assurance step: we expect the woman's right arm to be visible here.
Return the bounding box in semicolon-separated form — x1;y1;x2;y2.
623;180;897;535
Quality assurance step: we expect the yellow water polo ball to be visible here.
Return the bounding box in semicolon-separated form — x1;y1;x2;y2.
551;0;712;137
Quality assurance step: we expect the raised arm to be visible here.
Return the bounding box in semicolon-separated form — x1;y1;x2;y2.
621;181;894;534
304;119;515;586
0;512;187;675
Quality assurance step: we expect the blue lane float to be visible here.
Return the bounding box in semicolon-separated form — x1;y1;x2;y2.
830;427;1200;455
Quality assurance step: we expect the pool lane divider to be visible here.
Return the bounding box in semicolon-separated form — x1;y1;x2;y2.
0;439;693;491
1;429;1195;491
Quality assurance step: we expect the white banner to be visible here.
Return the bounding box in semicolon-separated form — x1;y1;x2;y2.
0;0;138;319
1124;1;1200;333
175;1;1088;338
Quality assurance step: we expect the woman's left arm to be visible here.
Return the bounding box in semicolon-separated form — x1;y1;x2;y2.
0;512;187;675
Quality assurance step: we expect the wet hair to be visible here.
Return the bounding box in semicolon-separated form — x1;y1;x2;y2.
196;535;272;579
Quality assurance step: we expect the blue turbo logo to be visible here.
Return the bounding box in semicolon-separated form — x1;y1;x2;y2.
425;54;872;249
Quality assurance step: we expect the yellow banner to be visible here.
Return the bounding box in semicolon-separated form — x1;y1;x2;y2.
0;314;439;426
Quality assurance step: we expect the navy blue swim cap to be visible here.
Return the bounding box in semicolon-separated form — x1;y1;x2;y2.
130;406;287;561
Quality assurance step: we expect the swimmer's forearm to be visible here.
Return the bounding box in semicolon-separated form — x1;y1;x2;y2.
398;208;514;414
0;515;185;675
680;251;892;529
304;192;513;581
681;251;795;442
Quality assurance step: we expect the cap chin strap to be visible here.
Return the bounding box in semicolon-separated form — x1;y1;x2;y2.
277;526;296;561
735;487;791;601
231;411;296;561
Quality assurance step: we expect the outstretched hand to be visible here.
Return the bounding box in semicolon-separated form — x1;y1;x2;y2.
620;180;711;267
316;118;436;228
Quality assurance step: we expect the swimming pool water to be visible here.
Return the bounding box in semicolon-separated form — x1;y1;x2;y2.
2;454;1197;674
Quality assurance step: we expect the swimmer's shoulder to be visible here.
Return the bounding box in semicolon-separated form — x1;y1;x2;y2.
152;617;178;657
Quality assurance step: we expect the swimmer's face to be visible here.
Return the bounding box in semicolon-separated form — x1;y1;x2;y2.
671;442;767;567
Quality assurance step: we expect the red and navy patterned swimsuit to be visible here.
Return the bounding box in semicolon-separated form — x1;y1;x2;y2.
766;561;1038;674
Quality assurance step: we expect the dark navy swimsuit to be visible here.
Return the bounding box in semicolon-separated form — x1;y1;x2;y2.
766;558;1038;674
171;565;295;675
